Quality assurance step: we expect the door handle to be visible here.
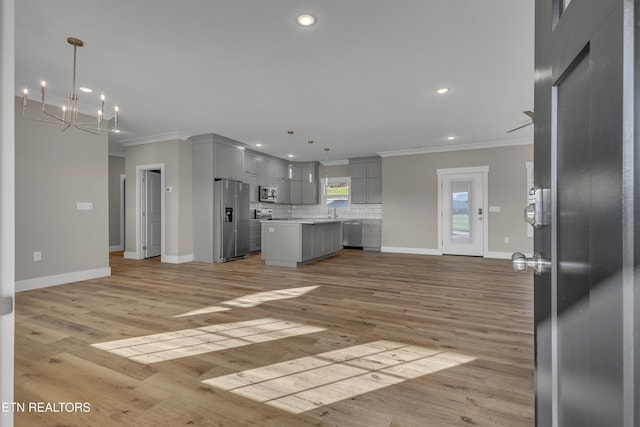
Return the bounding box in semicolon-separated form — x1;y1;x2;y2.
511;252;551;275
0;296;13;316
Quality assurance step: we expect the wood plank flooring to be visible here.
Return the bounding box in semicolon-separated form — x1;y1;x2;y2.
14;250;534;426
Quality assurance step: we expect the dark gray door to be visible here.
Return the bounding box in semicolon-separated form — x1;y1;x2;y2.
530;0;639;425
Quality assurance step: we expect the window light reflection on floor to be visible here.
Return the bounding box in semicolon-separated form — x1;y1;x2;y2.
91;317;325;364
174;285;320;317
203;340;476;414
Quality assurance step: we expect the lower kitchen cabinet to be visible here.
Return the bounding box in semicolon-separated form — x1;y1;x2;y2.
362;219;381;250
250;219;261;252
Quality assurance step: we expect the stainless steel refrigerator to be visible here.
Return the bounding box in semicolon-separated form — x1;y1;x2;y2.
213;179;250;262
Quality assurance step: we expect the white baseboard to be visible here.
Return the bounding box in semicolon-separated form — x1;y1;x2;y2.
109;245;124;252
381;246;442;256
484;251;533;260
484;251;514;260
124;251;139;260
163;254;194;264
16;267;112;292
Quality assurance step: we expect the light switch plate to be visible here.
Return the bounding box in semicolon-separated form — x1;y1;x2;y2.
489;206;501;213
76;202;93;211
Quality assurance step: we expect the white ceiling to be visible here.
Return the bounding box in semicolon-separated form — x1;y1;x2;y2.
15;0;534;162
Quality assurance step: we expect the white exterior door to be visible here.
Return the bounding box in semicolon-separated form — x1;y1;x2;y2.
142;170;161;258
440;172;484;256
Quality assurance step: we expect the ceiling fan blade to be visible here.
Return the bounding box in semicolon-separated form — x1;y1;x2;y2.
506;121;533;133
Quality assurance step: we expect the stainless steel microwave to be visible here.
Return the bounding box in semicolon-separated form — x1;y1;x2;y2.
259;186;278;202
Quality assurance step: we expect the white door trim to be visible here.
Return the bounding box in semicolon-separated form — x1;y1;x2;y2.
135;164;165;262
0;0;15;423
436;166;489;256
120;174;126;250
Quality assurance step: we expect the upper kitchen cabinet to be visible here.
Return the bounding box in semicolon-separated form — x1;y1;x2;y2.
243;151;262;203
244;151;261;175
214;141;244;181
290;162;319;205
350;156;382;204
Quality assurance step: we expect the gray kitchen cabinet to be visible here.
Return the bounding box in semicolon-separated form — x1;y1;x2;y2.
367;161;382;178
350;162;367;179
260;160;276;186
244;172;259;202
362;219;381;250
244;152;260;175
290;165;302;181
191;134;249;262
243;151;261;202
275;177;291;204
289;162;319;205
259;159;289;188
350;156;382;204
291;180;302;205
250;219;261;252
262;220;341;267
214;142;244;181
301;181;317;205
274;162;288;180
366;177;382;203
192;137;215;262
351;178;368;204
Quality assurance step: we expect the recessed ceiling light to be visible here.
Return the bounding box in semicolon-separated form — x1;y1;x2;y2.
79;86;94;93
297;14;316;26
436;87;449;94
447;136;456;141
288;154;294;158
255;143;263;147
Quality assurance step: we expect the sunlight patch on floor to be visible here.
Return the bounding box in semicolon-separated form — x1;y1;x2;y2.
91;317;325;364
174;285;320;317
203;340;476;414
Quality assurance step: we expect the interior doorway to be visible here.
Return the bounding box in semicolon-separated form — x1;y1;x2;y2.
437;166;488;256
135;164;165;260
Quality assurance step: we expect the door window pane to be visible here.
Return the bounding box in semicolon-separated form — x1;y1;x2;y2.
451;180;471;238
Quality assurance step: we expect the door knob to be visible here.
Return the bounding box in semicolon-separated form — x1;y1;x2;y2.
511;252;551;275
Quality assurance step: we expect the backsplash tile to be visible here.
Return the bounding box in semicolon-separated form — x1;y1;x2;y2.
251;202;382;220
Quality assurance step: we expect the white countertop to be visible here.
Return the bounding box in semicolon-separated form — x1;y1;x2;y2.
260;218;342;224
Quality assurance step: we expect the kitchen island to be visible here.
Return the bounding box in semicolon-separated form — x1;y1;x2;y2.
261;219;342;267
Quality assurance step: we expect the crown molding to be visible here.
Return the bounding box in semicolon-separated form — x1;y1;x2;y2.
378;137;533;158
120;132;192;147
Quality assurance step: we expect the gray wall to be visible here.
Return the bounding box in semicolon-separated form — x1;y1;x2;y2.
382;144;533;256
124;139;193;261
108;155;125;249
15;97;109;282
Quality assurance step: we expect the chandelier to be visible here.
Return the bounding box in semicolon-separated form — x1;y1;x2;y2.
21;37;119;135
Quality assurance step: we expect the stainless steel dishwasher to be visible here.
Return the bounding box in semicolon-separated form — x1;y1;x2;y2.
342;220;363;248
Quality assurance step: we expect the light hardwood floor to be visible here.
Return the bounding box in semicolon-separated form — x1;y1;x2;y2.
14;250;534;426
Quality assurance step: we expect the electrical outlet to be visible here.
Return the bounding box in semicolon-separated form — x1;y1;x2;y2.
504;237;510;244
33;251;42;261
